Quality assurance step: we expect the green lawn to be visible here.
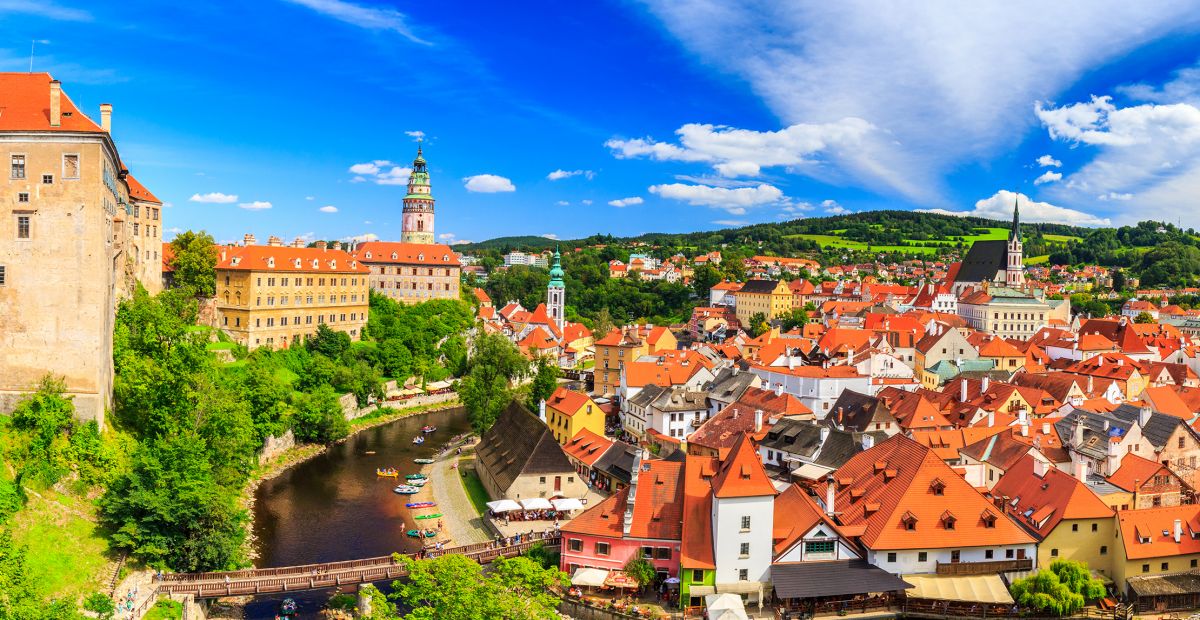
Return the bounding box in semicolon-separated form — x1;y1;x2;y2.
783;227;1019;255
1026;255;1051;265
9;488;113;601
1044;234;1082;243
205;341;236;351
458;462;490;517
143;600;183;620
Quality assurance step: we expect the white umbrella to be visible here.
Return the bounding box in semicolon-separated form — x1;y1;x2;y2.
551;498;584;511
571;567;610;587
521;497;554;510
486;499;522;513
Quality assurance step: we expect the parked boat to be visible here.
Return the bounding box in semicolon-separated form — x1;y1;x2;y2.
279;598;298;619
406;529;438;538
376;468;399;478
413;458;434;464
412;436;425;445
393;485;420;494
414;513;443;520
407;478;427;487
405;474;428;480
405;502;437;509
421;425;437;433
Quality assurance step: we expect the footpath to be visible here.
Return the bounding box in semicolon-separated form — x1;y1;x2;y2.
426;437;492;546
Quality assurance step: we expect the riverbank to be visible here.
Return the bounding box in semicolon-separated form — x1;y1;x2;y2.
239;397;462;565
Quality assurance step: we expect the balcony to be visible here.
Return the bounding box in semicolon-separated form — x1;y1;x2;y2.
935;559;1031;575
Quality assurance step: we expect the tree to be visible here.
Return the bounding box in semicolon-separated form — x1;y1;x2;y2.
522;541;560;571
692;264;721;298
83;593;116;620
780;308;809;332
1111;269;1127;292
391;554;565;620
525;356;561;411
593;307;614;338
9;374;76;485
746;312;769;338
333;359;385;408
1134;311;1156;324
169;231;219;296
622;557;657;594
460;333;528;433
307;324;352;359
291;386;350;444
1010;560;1106;616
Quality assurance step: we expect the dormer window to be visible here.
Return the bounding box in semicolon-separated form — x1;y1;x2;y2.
942;510;956;530
930;478;946;496
312;259;319;269
901;511;918;531
981;510;997;528
443;254;448;261
391;252;398;260
418;253;424;261
267;257;275;268
294;259;302;268
365;252;372;259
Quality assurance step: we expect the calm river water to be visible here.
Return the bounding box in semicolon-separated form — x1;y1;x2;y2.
244;406;470;619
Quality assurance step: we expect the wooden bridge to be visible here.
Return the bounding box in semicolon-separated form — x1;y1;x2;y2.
151;532;561;599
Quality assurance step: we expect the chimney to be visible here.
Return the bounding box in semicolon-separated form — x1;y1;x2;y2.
1107;440;1123;475
1042;422;1051;435
819;426;830;442
987;410;995;427
1073;459;1087;483
825;475;836;516
220;248;227;262
100;103;112;132
331;241;343;250
774;384;784;397
1033;459;1049;477
861;433;875;450
314;240;327;250
292;237;305;248
754;409;763;433
960;379;969;403
1176;519;1183;544
267;235;283;247
49;80;61;127
1073;418;1084;446
538;399;546;423
982;376;991;392
1140;406;1152;427
243;233;257;246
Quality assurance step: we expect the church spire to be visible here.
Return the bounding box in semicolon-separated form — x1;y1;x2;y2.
1010;195;1021;242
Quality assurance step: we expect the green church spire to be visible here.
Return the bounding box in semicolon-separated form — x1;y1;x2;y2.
548;245;565;288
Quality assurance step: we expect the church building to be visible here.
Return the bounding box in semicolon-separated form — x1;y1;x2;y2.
950;199;1025;295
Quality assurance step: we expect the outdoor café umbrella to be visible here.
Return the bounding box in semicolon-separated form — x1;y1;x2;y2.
520;497;554;510
551;497;584;511
486;499;522;513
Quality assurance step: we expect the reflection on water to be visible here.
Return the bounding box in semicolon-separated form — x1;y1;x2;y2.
245;407;469;619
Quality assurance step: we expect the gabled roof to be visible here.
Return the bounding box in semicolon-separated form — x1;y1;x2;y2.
1107;453;1173;492
773;484;856;557
0;73;104;133
682;454;718;568
830;434;1035;550
990;455;1113;538
217;245;369;273
1118;504;1200;559
954;240;1008;283
710;434;778;499
354;241;461;266
475;401;575;493
1142;386;1195;419
546;387;594;417
562;428;614;467
737;279;785;295
959;432;1034;471
125;174;161;204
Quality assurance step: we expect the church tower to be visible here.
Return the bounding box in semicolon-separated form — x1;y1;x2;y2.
1006;196;1024;288
400;144;435;244
547;246;565;332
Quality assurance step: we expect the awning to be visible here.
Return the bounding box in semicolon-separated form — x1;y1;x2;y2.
773;561;913;599
690;586;716;596
705;593;749;620
605;570;640;589
521;497;554;510
1128;570;1200;598
903;574;1014;604
552;498;584;511
486;499;522;513
715;581;764;595
426;380;453;390
571;567;610;587
791;463;834;481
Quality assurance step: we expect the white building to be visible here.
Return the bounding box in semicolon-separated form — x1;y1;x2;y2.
749;364;871;419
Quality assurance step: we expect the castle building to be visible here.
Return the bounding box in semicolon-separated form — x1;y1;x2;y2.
126;174;164;294
951;198;1025;295
0;73;162;424
547;247;565;332
400;145;434;244
215;237;370;350
354;241;461;304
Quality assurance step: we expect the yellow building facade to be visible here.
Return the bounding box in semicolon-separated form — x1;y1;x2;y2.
593;325;677;397
544;387;605;445
733;279;792;325
215;240;369;350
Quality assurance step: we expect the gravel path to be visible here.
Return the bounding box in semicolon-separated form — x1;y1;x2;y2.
428;445;491;546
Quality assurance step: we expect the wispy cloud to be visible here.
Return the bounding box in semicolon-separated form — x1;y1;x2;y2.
648;183;784;214
189;192;238;204
282;0;429;45
0;0;91;21
1034;171;1062;185
712;219;748;227
1036;155;1062;168
463;174;516;193
547;169;595;181
239;201;273;211
405;130;426;140
608;196;644;207
349;160;412;185
438;232;473;245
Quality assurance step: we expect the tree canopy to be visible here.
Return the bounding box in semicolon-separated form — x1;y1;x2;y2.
1011;560;1106;616
460;333;529;433
169;230;219;296
381;554;567;620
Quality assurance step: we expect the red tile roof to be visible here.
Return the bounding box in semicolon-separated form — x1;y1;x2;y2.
990;455;1113;538
217;245;368;273
772;484;853;556
711;434;778;499
0;73;104;133
547;387;593;417
1107;453;1172;492
562;428;613;467
125;174;161;204
1118;504;1200;560
561;459;684;541
681;454;717;569
354;241;461;266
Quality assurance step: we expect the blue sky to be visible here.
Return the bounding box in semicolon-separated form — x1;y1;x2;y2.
5;1;1200;245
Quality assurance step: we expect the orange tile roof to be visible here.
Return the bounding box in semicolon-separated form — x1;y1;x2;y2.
1118;504;1200;560
710;434;778;499
990;455;1113;538
831;434;1035;550
1142;386;1194;419
560;491;624;538
1107;453;1172;492
125;174;161;204
0;73;104;133
354;241;461;266
473;287;491;303
681;454;717;569
217;245;368;273
161;242;175;273
547;387;593;417
562;428;613;467
978;336;1023;359
561;459;685;541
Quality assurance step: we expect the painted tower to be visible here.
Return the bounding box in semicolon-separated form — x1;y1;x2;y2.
401;145;435;244
547;246;566;331
1006;196;1024;288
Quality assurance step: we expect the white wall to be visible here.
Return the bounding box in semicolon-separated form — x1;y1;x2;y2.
866;544;1037;574
751;368;871;418
711;495;775;586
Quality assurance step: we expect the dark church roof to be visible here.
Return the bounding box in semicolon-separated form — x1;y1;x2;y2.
954;240;1008;284
475;401;575;494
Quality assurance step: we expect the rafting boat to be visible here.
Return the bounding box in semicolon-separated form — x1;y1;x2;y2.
406;478;427;487
413;458;434;464
421;425;437;433
393;485;420;494
414;513;443;520
412;436;425;445
405;501;437;509
279;598;298;619
406;529;438;538
376;468;399;478
405;473;428;480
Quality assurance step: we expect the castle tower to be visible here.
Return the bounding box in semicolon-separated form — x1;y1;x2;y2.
547;246;566;332
400;144;435;244
1006;196;1024;288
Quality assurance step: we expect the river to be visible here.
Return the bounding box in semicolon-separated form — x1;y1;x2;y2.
244;406;471;619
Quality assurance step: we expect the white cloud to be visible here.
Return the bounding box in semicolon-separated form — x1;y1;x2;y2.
555;200;570;206
349;160;413;185
1034;171;1062;185
918;190;1110;226
319;205;338;213
1098;192;1134;201
581;199;593;205
635;2;1200;204
822;199;850;215
0;1;90;21
282;0;428;44
541;234;559;240
405;130;425;140
1036;155;1062;168
608;196;644;207
463;174;516;193
712;219;748;227
305;196;315;201
239;201;273;211
648;183;784;213
162;202;174;208
547;169;595;181
342;233;379;243
607;120;873;181
438;232;473;245
166;227;182;235
189;192;237;204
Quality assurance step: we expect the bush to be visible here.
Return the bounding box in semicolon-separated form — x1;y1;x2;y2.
291;386;350;444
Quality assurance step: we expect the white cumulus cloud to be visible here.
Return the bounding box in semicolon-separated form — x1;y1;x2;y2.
189;192;237;204
649;183;784;213
319;205;338;213
823;199;850;215
555;200;570;206
541;234;559;240
581;199;593;205
349;160;412;185
918;190;1110;226
608;196;644;207
463;174;516;193
405;130;425;140
1034;171;1062;185
547;169;595;181
239;201;273;211
342;232;379;243
1036;155;1062;168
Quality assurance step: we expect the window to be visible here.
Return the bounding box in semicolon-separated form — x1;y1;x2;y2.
1051;548;1059;557
1072;524;1078;532
692;569;704;583
1192;559;1198;569
642;546;653;559
42;174;53;184
17;192;28;203
951;550;961;562
1181;436;1187;449
805;540;835;555
1143;564;1150;573
1100;546;1107;555
985;549;994;559
918;552;928;562
63;154;79;179
567;539;582;552
656;548;671;560
12;154;28;179
0;265;5;286
1092;523;1098;532
539;477;546;484
595;542;609;556
741;516;751;531
16;215;30;239
739;543;750;558
738;569;748;581
1006;549;1014;559
1163;562;1170;571
886;552;897;563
